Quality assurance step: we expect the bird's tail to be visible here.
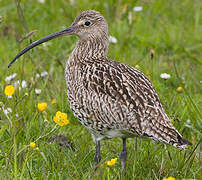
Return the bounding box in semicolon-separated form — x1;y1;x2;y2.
171;132;192;149
143;119;192;149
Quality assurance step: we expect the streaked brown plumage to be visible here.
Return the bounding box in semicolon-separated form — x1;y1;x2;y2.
9;10;192;170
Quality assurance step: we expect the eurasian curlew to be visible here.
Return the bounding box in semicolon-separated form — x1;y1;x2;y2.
9;10;192;170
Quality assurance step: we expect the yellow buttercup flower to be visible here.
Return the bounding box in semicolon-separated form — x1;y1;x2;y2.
30;142;36;148
51;99;56;104
177;86;182;92
53;111;69;126
163;177;175;180
37;102;47;111
4;85;15;96
106;158;118;166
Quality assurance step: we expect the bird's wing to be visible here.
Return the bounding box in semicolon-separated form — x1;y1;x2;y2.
80;58;190;148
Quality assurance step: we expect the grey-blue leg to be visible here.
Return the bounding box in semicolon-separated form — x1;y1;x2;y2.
94;140;101;163
120;138;127;171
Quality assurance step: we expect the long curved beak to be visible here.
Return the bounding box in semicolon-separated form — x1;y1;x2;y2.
8;26;75;68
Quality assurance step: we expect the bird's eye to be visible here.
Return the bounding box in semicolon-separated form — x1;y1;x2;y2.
84;21;91;26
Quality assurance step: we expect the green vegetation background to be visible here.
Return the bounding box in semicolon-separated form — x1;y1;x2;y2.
0;0;201;179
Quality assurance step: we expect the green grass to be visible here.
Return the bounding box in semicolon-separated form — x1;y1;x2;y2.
0;0;201;179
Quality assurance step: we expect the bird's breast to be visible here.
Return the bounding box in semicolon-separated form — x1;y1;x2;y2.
65;59;127;135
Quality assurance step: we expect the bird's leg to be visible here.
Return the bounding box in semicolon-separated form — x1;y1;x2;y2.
94;140;101;163
120;138;127;172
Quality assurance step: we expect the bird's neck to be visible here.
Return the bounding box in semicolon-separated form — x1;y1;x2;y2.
71;35;109;62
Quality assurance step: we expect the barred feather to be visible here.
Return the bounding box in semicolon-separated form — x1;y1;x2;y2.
65;10;191;149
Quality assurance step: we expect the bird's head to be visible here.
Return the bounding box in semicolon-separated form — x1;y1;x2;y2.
71;10;108;39
8;10;108;68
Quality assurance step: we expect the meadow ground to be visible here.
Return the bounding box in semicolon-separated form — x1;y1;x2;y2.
0;0;201;179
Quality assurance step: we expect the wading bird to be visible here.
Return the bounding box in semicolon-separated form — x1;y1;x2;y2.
9;10;192;171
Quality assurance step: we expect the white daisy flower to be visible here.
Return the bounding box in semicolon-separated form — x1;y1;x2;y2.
5;73;17;82
14;80;20;88
37;0;45;3
41;71;48;77
35;89;42;94
21;80;27;88
133;6;143;12
109;36;117;44
160;73;171;80
3;107;12;116
35;73;40;79
69;0;75;5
